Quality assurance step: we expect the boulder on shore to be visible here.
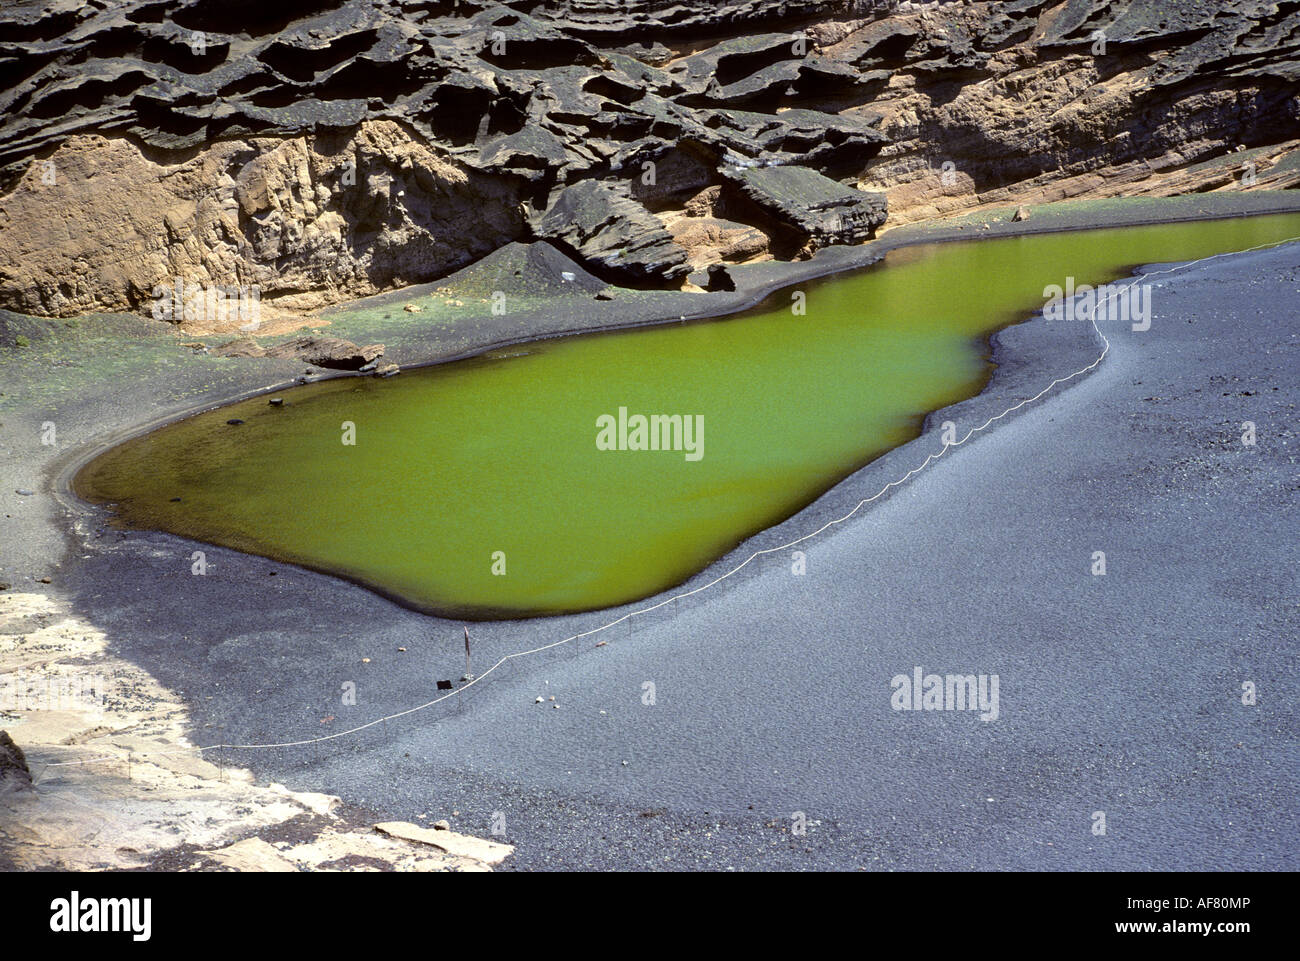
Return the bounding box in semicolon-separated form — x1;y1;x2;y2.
723;166;887;253
0;730;32;793
265;337;385;371
535;180;691;285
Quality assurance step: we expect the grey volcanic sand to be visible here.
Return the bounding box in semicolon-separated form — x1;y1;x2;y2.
34;238;1296;871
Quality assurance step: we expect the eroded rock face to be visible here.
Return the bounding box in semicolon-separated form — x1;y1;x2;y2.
725;165;888;254
535;179;691;283
809;0;1300;221
0;0;1297;315
0;120;526;320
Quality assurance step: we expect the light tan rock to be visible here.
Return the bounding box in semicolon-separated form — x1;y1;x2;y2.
201;837;300;872
374;821;514;866
0;121;526;328
664;215;771;269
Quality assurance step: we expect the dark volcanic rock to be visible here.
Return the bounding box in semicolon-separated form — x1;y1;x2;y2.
0;731;32;793
725;165;887;252
535;180;690;284
704;108;888;175
688;263;737;293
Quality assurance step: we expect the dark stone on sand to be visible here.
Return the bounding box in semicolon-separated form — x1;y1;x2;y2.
265;337;385;371
0;731;32;792
688;264;737;292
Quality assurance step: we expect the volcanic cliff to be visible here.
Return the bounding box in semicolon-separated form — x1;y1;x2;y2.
0;0;1296;323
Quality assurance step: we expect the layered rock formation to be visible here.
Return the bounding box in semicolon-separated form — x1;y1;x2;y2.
0;0;1296;323
0;120;527;321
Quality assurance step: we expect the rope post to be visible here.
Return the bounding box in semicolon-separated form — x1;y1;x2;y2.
463;625;472;680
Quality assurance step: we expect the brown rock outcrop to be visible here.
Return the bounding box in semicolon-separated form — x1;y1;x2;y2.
0;121;526;324
265;336;384;370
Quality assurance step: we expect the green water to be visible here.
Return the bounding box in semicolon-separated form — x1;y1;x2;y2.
76;213;1300;617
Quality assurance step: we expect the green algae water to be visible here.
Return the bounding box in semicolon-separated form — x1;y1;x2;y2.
75;213;1300;617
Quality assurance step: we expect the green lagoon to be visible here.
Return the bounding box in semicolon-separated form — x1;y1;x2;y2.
75;214;1300;617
